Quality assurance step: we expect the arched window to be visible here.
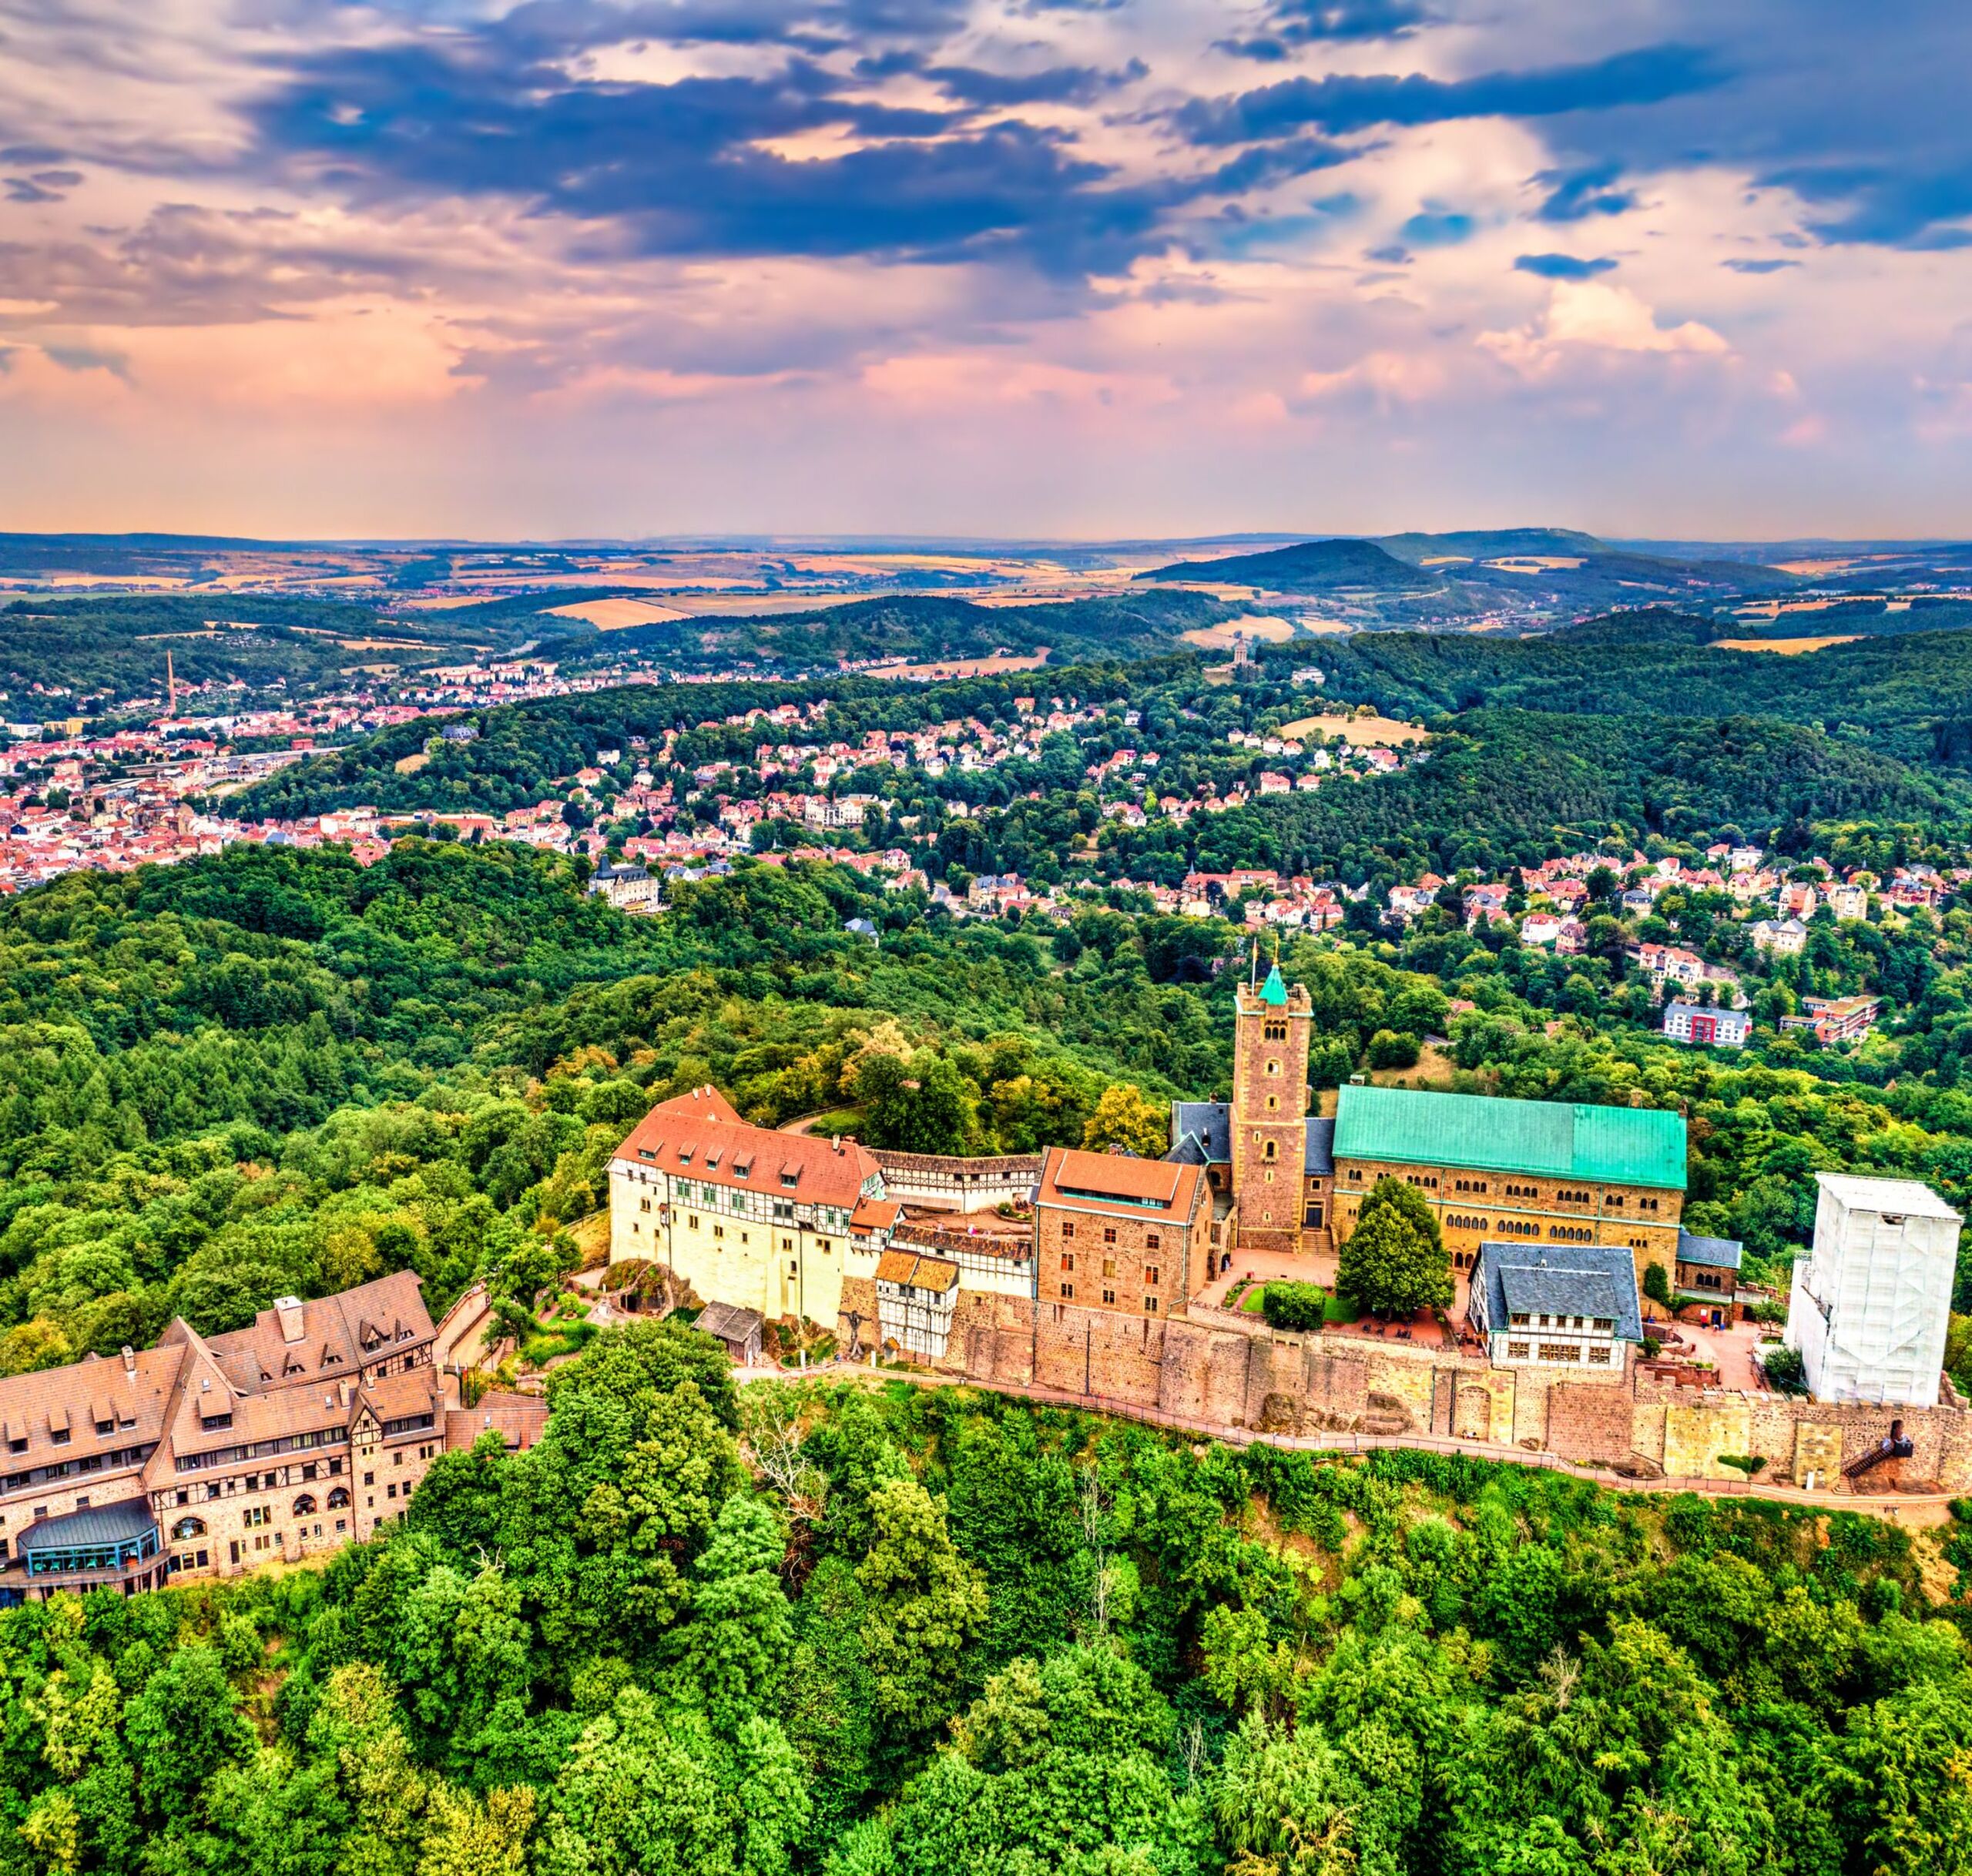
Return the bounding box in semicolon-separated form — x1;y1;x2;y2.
1263;1140;1276;1161
170;1516;206;1543
327;1487;351;1510
293;1494;318;1517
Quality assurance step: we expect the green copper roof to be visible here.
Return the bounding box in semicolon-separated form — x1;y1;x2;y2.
1259;963;1288;1007
1333;1085;1687;1191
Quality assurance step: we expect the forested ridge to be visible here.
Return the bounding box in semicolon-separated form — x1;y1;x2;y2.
1316;622;1972;771
0;597;519;709
3;809;1972;1869
2;1348;1969;1876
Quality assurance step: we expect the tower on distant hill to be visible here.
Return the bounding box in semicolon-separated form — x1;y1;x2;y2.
1228;963;1313;1254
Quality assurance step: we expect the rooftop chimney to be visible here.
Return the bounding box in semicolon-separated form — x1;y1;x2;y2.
274;1295;306;1344
121;1345;136;1375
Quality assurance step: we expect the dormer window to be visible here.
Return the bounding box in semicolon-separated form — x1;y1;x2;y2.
94;1419;115;1437
677;1148;693;1165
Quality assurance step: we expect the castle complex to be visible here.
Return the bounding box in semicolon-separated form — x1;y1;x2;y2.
1169;964;1693;1295
608;963;1972;1494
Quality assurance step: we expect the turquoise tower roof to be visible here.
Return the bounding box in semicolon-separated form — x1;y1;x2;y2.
1259;963;1288;1007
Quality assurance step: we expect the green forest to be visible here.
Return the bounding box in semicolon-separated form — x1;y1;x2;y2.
0;597;529;712
1311;621;1972;772
5;1349;1970;1876
4;790;1972;1868
7;839;1972;1372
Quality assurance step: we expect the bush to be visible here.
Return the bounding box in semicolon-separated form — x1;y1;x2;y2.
1260;1281;1328;1333
1367;1029;1420;1070
1718;1453;1768;1477
1642;1262;1672;1308
1762;1345;1807;1394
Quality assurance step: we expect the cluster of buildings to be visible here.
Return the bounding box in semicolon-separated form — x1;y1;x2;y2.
0;1273;543;1604
605;966;1966;1482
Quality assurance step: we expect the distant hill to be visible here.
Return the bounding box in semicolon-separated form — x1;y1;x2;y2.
1373;528;1605;564
1136;538;1436;591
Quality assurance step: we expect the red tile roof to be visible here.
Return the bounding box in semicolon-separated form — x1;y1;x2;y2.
1036;1147;1205;1223
615;1087;881;1209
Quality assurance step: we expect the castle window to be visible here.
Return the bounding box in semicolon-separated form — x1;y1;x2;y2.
1145;1233;1160;1250
1102;1258;1116;1277
1587;1347;1612;1365
1145;1266;1160;1286
1102;1288;1116;1305
1144;1297;1159;1313
1263;1019;1287;1042
1507;1341;1530;1360
1266;1059;1280;1077
1061;1222;1075;1239
1266;1095;1278;1111
1103;1227;1116;1245
1061;1254;1074;1271
1263;1141;1276;1161
1061;1283;1075;1299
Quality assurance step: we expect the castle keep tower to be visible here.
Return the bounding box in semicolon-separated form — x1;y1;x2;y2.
1228;963;1313;1255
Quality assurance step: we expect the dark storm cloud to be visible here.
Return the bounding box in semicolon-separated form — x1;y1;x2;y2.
247;40;1178;275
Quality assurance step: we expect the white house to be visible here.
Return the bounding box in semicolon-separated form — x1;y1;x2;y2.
1662;1002;1752;1049
1751;917;1809;955
1467;1241;1642;1372
1786;1174;1960;1405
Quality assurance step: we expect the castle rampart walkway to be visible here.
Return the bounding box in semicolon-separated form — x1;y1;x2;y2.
739;1361;1960;1523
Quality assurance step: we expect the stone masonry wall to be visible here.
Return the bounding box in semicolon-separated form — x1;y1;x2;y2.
833;1283;1972;1489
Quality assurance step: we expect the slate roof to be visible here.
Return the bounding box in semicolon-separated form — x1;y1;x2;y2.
1167;1103;1333;1177
1675;1229;1744;1272
1170;1101;1230;1164
1471;1241;1644;1344
18;1497;156;1554
1304;1116;1336;1176
1334;1085;1686;1190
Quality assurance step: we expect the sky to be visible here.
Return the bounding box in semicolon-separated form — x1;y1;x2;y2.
2;0;1970;541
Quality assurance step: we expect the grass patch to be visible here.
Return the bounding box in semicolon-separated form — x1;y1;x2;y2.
803;1107;866;1137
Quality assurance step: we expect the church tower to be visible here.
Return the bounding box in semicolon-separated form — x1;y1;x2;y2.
1228;963;1313;1255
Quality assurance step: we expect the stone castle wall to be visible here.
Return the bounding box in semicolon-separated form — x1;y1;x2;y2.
835;1281;1972;1492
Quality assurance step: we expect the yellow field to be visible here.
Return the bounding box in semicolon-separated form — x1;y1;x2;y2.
1712;635;1863;656
546;597;693;629
866;651;1048;680
1181;615;1296;649
1279;712;1430;745
392;752;431;775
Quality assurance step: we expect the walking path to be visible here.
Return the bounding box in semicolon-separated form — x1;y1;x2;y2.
737;1358;1960;1525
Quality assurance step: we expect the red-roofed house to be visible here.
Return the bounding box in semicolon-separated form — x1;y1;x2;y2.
1034;1146;1209;1320
608;1088;892;1328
